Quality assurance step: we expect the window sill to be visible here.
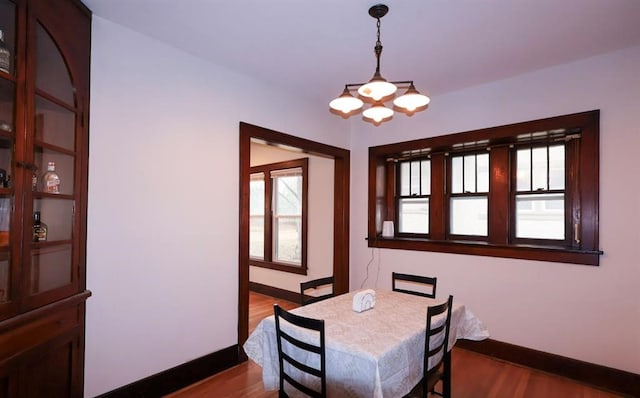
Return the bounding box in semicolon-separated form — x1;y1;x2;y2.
367;236;602;266
249;259;308;275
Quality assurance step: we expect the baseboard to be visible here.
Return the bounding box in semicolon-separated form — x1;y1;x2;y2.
249;281;300;303
96;344;240;397
456;339;640;397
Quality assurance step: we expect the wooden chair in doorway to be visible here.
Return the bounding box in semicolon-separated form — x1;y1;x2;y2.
300;276;335;305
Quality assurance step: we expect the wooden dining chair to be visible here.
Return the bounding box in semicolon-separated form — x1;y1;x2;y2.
274;304;327;398
405;295;454;398
392;272;437;298
300;276;335;305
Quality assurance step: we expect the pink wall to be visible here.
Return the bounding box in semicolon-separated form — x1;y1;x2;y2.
85;17;348;397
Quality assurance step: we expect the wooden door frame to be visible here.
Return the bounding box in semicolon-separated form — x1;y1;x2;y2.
238;122;350;357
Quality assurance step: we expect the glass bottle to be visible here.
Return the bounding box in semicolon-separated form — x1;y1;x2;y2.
32;211;48;242
0;29;10;74
42;161;60;193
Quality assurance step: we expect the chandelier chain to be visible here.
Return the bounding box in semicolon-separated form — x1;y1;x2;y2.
374;18;383;73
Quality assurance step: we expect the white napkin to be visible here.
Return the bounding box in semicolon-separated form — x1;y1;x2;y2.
352;289;376;313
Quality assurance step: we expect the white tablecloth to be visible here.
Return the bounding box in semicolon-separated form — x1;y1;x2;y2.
243;289;489;398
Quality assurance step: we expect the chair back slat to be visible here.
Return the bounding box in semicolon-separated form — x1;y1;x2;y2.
300;276;335;305
392;272;437;298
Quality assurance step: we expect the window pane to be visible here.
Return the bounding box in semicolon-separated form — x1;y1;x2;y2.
36;23;75;105
400;162;410;196
451;156;463;193
477;153;489;192
549;145;565;190
450;197;488;236
30;244;72;294
274;217;301;264
249;174;265;258
516;193;565;240
35;96;75;151
531;147;547;191
399;198;429;234
249;177;264;215
421;160;430;195
274;175;301;216
463;155;476;193
0;79;16;133
249;216;264;259
517;148;531;191
410;160;420;195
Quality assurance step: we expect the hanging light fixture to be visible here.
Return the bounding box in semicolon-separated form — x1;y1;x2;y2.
329;4;430;125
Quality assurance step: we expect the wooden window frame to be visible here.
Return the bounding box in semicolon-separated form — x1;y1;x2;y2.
249;158;309;275
510;142;570;246
396;158;431;238
447;151;490;241
368;110;602;266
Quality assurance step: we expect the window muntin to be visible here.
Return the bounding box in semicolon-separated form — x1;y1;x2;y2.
367;110;601;266
449;153;489;237
249;158;308;273
397;159;430;234
514;144;566;241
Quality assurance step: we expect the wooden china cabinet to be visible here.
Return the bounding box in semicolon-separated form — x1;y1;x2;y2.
0;0;91;396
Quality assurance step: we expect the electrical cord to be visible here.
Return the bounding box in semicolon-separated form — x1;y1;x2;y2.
360;233;380;289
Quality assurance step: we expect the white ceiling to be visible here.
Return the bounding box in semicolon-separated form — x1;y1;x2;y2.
83;0;640;106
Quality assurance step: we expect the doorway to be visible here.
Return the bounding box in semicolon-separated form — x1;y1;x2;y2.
238;122;350;353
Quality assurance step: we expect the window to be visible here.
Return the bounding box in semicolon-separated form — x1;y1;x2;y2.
368;110;601;265
249;158;308;274
397;159;430;235
513;144;566;241
449;152;489;237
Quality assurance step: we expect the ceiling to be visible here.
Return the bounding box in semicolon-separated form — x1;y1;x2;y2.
83;0;640;107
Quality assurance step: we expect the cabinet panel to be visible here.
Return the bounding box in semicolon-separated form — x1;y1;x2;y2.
0;305;77;360
22;334;78;398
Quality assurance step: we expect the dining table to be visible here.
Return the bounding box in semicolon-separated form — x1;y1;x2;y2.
243;289;489;397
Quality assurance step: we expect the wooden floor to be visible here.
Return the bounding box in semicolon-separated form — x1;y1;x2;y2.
167;292;622;398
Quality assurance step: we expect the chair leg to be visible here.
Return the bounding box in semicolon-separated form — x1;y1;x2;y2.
442;350;452;398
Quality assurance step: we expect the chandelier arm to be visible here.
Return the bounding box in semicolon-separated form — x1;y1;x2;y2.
344;83;370;90
388;80;414;86
343;80;415;91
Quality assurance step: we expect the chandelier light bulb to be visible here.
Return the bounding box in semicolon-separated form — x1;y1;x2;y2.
393;83;430;112
358;73;397;101
329;87;364;114
363;102;394;123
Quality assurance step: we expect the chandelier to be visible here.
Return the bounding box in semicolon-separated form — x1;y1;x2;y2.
329;4;430;126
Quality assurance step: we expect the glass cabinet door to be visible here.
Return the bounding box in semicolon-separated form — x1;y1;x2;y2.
26;21;79;305
0;0;15;307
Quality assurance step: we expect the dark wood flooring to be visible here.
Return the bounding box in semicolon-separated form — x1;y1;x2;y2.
167;292;622;398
